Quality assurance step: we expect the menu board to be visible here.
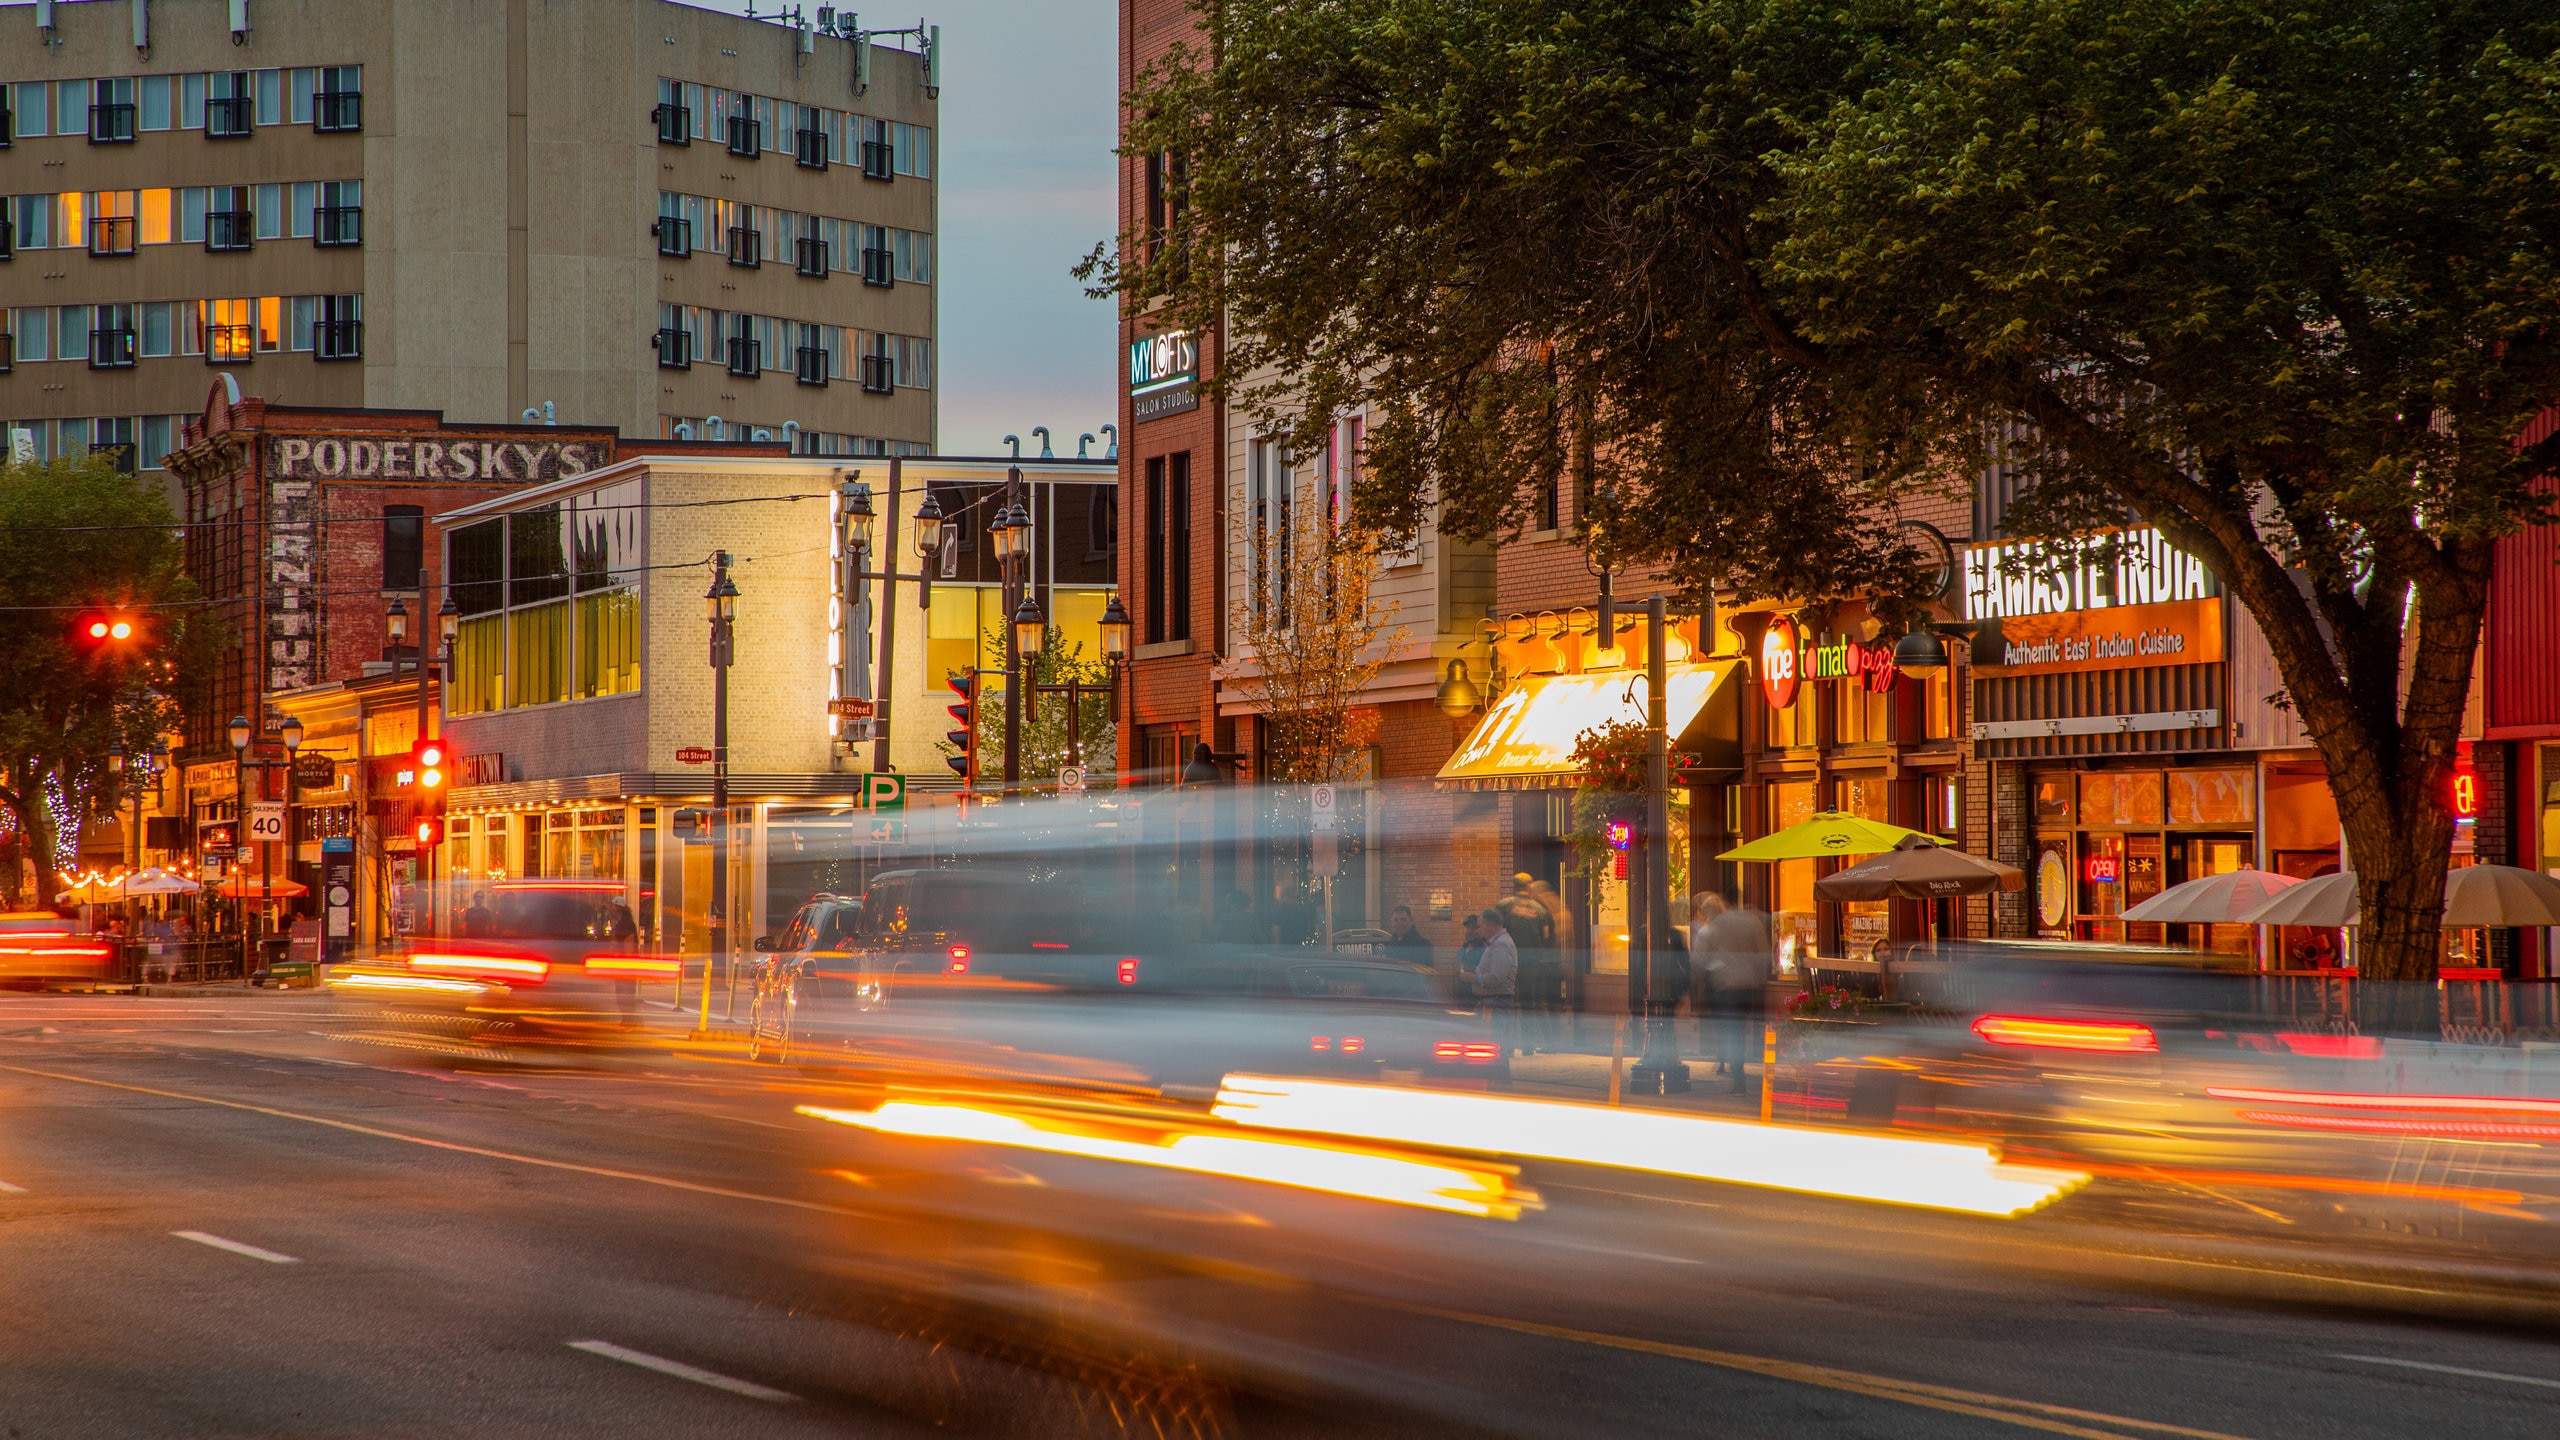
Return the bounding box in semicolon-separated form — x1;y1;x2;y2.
2077;771;2165;827
2168;769;2254;825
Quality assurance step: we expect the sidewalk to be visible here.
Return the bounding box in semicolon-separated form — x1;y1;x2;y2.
1503;1049;1767;1118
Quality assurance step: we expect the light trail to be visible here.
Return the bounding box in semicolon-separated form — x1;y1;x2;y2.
796;1099;1529;1219
1211;1076;2088;1217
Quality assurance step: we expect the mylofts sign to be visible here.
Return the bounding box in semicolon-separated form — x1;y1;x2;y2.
267;435;606;483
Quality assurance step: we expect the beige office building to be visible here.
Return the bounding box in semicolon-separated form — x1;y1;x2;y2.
2;0;940;486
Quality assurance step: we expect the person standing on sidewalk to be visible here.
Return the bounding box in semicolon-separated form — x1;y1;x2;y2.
1473;907;1520;1056
1498;875;1558;1052
1700;901;1774;1093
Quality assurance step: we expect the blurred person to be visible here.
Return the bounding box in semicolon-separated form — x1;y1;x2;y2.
600;894;642;1023
1454;912;1487;992
461;891;496;938
1499;874;1560;1052
1474;907;1520;1056
1269;879;1317;947
1384;904;1432;965
1699;900;1775;1092
1216;885;1261;945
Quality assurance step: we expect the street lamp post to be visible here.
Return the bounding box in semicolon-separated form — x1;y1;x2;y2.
988;470;1034;793
835;466;943;776
1628;594;1690;1094
228;713;302;983
695;554;739;1040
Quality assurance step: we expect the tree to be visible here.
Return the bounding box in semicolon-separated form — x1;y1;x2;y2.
0;455;220;899
1223;496;1405;785
1097;0;2560;1001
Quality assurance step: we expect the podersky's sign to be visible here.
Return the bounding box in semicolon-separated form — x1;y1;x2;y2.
266;435;607;483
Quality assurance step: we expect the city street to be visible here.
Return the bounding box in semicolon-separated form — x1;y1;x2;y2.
4;992;2555;1438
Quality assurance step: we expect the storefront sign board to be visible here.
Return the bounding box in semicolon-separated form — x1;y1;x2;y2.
1979;597;2223;675
1758;617;1800;710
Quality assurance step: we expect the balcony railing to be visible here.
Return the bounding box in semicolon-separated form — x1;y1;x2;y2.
725;225;761;269
90;216;138;256
89;327;140;369
316;319;363;361
653;215;692;258
861;245;894;288
653;102;690;145
795;345;829;387
207;210;255;252
207;94;253;138
315;205;362;247
726;114;761;157
90;101;137;143
795;235;829;278
205;325;257;363
794;126;829;170
316;90;362;133
861;139;894;181
655;327;692;370
726;335;761;377
861;354;895;395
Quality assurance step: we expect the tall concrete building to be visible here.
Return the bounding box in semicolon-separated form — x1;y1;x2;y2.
2;0;940;488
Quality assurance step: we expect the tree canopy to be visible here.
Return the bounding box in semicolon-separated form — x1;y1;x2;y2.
0;455;220;894
1099;0;2560;988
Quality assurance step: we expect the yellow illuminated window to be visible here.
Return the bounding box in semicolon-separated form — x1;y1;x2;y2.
1048;588;1108;665
576;588;641;698
257;295;282;350
509;600;571;708
59;191;85;246
140;188;173;244
450;614;505;716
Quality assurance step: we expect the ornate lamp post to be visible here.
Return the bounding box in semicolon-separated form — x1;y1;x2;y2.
695;556;739;1039
988;473;1035;792
832;469;943;775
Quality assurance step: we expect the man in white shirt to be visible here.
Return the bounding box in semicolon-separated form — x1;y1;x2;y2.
1474;907;1520;1056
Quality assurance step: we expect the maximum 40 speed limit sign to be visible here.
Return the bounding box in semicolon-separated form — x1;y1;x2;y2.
246;802;287;843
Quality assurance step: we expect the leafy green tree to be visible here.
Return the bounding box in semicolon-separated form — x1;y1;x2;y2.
941;626;1117;787
0;455;221;900
1096;0;2560;998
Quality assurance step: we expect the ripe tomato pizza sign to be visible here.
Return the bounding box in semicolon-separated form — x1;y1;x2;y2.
1758;615;1801;710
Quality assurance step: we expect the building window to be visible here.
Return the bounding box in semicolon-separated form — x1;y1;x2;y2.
89;192;138;256
653;78;689;145
383;505;425;590
795;219;829;278
89;304;137;369
795;325;830;387
794;119;828;169
207;72;253;137
655;202;692;258
726;218;761;269
859;116;894;179
861;226;894;287
1145;452;1192;644
90;79;138;143
317;294;362;360
860;338;895;394
314;181;361;247
727;318;761;377
314;66;361;132
1249;439;1291;617
576;588;641;698
726;110;761;158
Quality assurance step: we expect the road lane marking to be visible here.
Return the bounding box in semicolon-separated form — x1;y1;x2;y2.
0;1179;26;1193
1394;1302;2254;1440
0;1062;859;1217
2336;1354;2560;1391
173;1230;300;1264
567;1340;796;1401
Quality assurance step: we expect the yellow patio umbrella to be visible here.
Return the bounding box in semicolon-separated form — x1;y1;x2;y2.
1716;811;1948;862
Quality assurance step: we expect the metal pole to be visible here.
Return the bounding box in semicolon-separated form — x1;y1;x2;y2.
871;457;902;773
1631;595;1690;1093
235;759;250;983
698;551;731;1039
1002;471;1023;793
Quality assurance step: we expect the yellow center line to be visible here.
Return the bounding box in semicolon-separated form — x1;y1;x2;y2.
1389;1302;2256;1440
0;1061;858;1216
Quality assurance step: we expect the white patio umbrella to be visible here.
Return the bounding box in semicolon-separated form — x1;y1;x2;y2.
2237;871;2360;927
120;867;204;897
2439;864;2560;927
2119;868;2302;924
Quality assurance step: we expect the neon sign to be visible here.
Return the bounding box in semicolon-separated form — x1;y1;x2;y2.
1758;616;1800;710
2084;856;2120;883
2449;766;2479;820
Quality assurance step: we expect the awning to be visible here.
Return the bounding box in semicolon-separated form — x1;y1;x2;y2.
1435;660;1743;791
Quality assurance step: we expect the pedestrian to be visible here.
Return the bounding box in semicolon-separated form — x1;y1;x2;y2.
601;894;642;1024
1268;879;1317;947
1454;912;1487;995
1699;901;1775;1093
1474;906;1521;1056
1383;904;1433;966
461;890;496;938
1498;874;1558;1052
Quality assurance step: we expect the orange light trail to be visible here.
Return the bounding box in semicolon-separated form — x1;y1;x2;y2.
1971;1016;2160;1054
2206;1086;2560;1116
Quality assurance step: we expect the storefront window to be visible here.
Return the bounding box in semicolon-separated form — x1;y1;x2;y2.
1836;683;1891;744
575;588;641;698
1766;680;1816;749
1771;780;1816;967
2167;769;2253;825
1836;777;1890;957
2079;771;2163;827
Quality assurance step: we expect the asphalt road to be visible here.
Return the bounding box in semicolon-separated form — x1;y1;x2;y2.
3;991;2557;1439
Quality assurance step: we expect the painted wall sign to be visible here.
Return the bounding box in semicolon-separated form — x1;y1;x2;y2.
1978;596;2224;675
266;435;605;483
1964;527;2217;621
1758;615;1800;710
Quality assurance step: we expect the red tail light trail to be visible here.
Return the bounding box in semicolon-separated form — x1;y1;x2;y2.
1971;1015;2159;1054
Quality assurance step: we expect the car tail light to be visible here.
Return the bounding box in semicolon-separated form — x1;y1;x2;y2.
945;945;970;976
584;956;681;979
1971;1015;2159;1054
1341;1037;1364;1054
1031;940;1068;950
1311;1036;1333;1051
1433;1040;1501;1064
412;951;549;983
1116;957;1140;985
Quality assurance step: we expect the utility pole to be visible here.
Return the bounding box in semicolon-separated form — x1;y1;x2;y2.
1630;594;1690;1094
695;552;738;1039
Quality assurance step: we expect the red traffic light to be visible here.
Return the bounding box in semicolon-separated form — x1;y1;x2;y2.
412;737;447;789
78;614;138;645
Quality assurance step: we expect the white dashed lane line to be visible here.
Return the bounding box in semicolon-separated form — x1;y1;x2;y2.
172;1230;301;1264
2337;1354;2560;1391
567;1340;798;1402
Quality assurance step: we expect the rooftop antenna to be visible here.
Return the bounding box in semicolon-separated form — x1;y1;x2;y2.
923;23;940;97
227;0;249;45
852;20;870;95
131;0;148;56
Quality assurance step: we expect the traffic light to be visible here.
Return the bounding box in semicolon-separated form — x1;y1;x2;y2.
74;611;139;648
411;736;447;791
414;815;444;847
944;668;978;779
